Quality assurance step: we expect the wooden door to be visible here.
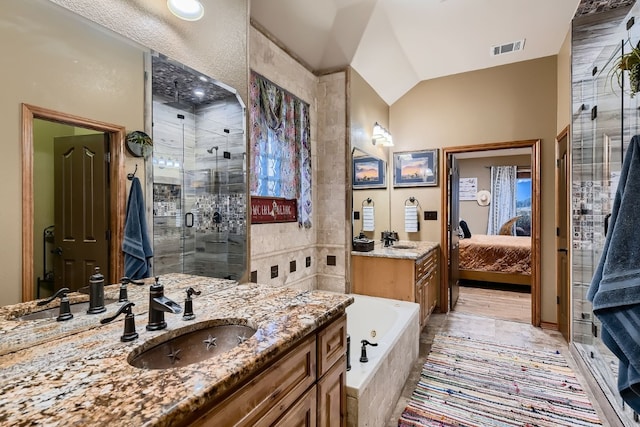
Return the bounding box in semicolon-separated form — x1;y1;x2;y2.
53;134;109;292
449;155;460;310
556;129;570;340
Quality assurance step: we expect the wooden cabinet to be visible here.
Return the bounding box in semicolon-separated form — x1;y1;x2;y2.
189;314;346;427
352;248;439;328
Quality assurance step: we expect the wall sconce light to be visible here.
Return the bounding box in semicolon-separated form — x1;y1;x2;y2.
167;0;204;21
372;122;393;146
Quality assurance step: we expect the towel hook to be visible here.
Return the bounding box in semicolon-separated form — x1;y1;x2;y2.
127;164;138;181
362;198;374;207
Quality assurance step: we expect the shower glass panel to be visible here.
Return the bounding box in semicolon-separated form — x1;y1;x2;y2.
571;35;640;424
151;53;246;281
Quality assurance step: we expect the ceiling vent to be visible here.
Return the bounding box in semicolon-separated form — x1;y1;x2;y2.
491;39;525;57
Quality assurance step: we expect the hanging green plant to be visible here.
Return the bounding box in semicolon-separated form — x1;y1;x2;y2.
611;41;640;97
125;131;153;158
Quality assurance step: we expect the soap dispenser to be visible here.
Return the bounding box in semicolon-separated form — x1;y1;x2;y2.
182;287;201;321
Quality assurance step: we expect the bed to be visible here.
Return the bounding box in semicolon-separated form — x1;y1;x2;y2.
458;234;531;286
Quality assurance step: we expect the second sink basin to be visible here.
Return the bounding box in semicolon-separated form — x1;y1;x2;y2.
128;319;257;370
391;244;416;249
16;299;118;321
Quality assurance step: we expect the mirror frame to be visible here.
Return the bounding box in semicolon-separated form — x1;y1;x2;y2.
21;103;126;301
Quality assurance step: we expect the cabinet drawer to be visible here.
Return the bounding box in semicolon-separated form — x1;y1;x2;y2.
192;334;317;427
317;314;346;378
416;250;437;280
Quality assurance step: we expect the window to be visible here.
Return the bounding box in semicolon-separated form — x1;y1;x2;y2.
515;171;531;236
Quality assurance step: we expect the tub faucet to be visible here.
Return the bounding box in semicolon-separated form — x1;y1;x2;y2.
360;339;378;363
146;276;182;331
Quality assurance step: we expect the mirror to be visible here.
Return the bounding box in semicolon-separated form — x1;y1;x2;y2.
351;147;390;240
7;0;248;305
151;54;247;281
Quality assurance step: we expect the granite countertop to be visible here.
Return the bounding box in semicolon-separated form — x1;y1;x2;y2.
351;240;439;260
0;274;353;426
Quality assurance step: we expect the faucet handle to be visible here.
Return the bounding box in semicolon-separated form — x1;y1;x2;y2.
183;288;201;321
38;287;73;322
120;276;144;286
101;302;138;342
37;287;70;306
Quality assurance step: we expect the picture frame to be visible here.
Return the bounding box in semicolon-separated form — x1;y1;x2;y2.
352;156;386;189
393;149;439;187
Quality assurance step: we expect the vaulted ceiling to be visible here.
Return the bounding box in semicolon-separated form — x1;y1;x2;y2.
250;0;632;105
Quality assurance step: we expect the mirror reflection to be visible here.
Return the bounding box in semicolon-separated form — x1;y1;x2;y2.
151;54;247;280
351;147;390;240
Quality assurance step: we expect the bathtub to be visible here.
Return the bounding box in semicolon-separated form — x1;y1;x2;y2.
345;294;420;427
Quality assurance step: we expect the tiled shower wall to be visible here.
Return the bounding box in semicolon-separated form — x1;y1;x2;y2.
249;26;348;292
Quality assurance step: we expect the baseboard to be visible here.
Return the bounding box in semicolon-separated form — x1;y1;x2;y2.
540;321;558;330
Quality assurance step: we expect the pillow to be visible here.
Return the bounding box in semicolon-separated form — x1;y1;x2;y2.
459;220;471;238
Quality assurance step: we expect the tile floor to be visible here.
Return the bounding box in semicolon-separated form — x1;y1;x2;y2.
385;296;614;426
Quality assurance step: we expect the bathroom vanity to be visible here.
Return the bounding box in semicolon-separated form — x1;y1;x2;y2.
351;241;440;328
0;274;352;426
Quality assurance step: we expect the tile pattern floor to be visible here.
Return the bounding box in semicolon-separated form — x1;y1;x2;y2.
385;287;612;426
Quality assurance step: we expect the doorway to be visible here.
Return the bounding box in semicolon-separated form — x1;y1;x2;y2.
440;139;541;326
22;104;126;301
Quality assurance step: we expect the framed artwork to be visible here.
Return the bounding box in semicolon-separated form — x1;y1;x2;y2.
352;156;386;189
393;149;439;187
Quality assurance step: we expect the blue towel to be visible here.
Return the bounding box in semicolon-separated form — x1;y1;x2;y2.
588;135;640;412
122;177;153;279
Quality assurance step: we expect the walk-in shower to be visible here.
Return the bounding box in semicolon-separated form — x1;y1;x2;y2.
151;53;246;281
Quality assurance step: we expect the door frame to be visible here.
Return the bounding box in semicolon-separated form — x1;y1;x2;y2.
21;103;126;301
440;139;542;326
556;125;570;340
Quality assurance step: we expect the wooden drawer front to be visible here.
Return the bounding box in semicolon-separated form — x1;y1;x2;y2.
317;314;346;378
274;386;317;427
194;335;317;427
416;250;437;279
317;355;346;427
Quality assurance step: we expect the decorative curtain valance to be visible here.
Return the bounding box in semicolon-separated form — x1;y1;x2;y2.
249;72;312;228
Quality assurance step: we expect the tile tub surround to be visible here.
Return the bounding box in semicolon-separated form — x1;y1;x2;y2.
351;240;439;260
0;274;353;426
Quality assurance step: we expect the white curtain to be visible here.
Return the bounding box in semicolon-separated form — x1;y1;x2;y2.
487;166;517;234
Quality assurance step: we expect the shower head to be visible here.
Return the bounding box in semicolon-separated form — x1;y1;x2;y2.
207;146;219;154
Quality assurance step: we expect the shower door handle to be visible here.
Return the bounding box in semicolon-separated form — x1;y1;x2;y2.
185;212;194;228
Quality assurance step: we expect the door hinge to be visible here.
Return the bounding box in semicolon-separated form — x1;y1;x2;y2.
556;227;560;236
592;322;598;338
106;152;111;163
557;296;560;305
106;229;111;241
556;159;560;168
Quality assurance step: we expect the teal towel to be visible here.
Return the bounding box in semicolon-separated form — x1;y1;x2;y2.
122;177;153;279
588;135;640;412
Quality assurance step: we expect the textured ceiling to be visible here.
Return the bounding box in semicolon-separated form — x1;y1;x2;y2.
250;0;608;105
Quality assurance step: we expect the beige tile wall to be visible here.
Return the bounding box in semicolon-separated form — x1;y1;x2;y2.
249;27;348;292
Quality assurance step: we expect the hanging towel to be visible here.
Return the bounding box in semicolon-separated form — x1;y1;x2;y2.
405;205;419;232
362;206;375;232
122;177;153;279
588;134;640;412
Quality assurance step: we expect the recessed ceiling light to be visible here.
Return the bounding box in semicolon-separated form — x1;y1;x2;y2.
167;0;204;21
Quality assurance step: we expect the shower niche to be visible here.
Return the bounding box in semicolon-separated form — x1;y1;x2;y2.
151;53;247;281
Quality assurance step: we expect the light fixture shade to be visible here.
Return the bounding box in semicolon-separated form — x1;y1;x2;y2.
372;122;393;146
167;0;204;21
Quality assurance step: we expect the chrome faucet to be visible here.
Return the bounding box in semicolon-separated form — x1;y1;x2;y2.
146;276;182;331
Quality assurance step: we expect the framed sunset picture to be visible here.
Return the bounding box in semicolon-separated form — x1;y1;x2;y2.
352;156;386;189
393;149;439;187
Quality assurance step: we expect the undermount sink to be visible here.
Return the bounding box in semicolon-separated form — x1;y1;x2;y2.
15;299;118;321
128;320;257;370
391;245;416;249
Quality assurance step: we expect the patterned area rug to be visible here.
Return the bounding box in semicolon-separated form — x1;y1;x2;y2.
399;334;602;427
